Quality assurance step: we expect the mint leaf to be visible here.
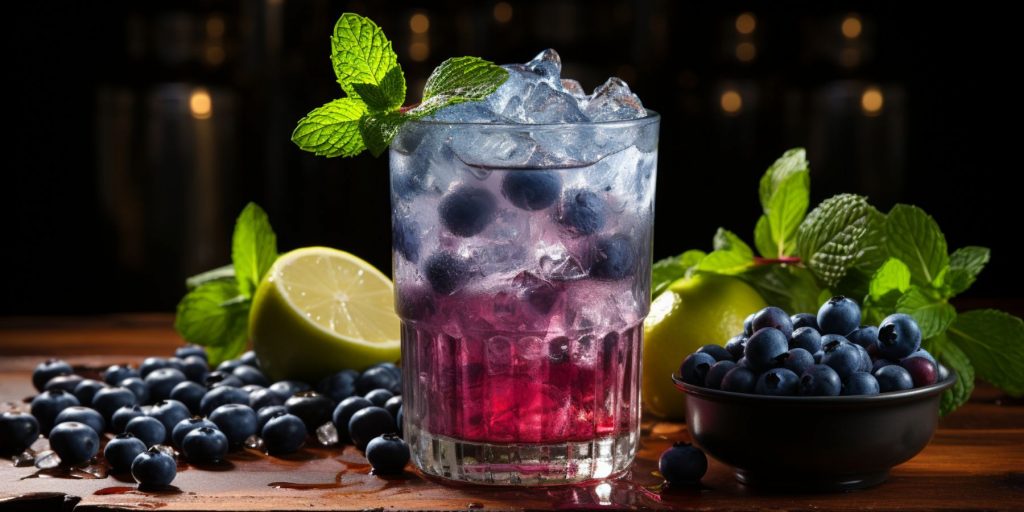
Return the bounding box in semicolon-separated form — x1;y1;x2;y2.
885;204;948;287
351;67;406;112
947;309;1024;396
925;334;975;416
766;171;810;257
174;280;250;365
410;57;508;118
330;13;402;103
896;287;955;339
292;98;368;157
740;264;822;315
753;215;775;258
186;264;235;291
869;258;911;300
232;203;279;298
796;194;875;287
758;148;809;209
943;246;990;295
652;250;706;297
852;206;888;272
359;111;408;157
698;228;754;275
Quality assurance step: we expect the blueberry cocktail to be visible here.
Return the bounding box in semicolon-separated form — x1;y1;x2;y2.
391;50;659;484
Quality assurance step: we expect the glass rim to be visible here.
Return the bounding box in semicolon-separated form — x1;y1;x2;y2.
404;109;661;129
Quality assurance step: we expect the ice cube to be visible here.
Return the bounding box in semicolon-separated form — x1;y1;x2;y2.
430;102;504;123
538;249;587;281
34;450;60;469
561;79;587;99
12;451;35;467
316;422;339;446
244;434;265;451
450;127;537;168
77;463;108;479
525;49;562;83
512;271;561;314
523;83;587;124
485;64;543;116
585;77;647;121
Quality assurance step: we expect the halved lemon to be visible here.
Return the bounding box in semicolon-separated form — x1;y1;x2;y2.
250;247;401;382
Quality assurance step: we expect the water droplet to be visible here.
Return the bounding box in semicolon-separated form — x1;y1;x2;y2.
316;422;339;446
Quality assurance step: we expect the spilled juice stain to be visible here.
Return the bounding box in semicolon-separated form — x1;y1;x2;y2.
94;486;137;496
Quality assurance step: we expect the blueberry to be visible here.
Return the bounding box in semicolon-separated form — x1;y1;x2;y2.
30;389;80;434
32;359;73;392
216;359;244;373
53;406;105;436
847;326;880;350
439;186;497;236
744;327;789;371
782;348;815;376
424;252;472;295
817;296;862;336
735;357;751;369
285;391;335;435
658;442;708;485
384;395;403;419
175;345;207;361
558;189;606;235
679;353;716;386
182;427;229;463
103;365;139;386
364;389;394;408
356;364;402;395
317;370;359;402
755;368;799;396
348;406;396;451
44;374;84;393
104;433;148;472
125;416;166;447
365;433;410;474
145;368;187;403
877;313;923;360
589;234;636;280
148;400;190;443
396;405;404;437
906;349;936;365
704;361;736;390
111;405;146;433
170;381;206;415
724;335;747;360
872;358;897;373
180;356;209;383
501;171;561;211
257;405;289;432
200;386;250;416
874;364;914;392
232;365;269;387
0;412;40;456
937;363;951;382
49;421;99;466
172;417;217;448
742;313;755;336
842;372;880;396
72;379;107;407
119;377;150;405
813;351;824;364
393;216;422;263
209;404;258;447
242;385;265;397
790;313;819;331
92;387;138;421
268;380;311;400
900;357;938;387
249;387;285;411
798;365;842;396
131;447;177;487
752;306;794;339
789;326;822;353
696;344;733;362
720;367;757;394
262;413;307;455
332;396;374;441
821;336;863;380
204;371;244;389
139;357;171;379
239;350;260;368
852;342;873;373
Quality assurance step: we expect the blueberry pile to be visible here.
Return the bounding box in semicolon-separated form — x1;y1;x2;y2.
0;346;411;489
679;297;944;396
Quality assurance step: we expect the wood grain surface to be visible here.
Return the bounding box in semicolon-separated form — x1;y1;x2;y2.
0;315;1021;511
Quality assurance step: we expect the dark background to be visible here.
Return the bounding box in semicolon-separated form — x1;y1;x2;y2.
3;1;1020;314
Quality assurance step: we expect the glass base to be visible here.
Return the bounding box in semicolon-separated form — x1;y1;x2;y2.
407;422;639;486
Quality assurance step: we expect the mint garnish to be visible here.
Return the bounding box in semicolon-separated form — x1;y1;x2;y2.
293;13;508;159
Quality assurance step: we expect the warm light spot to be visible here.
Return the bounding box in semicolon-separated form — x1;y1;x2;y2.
190;88;212;119
840;47;861;67
409;13;430;34
861;87;883;115
735;12;756;35
409;41;429;62
842;15;862;39
206;15;225;38
493;2;513;23
736;42;756;62
595;482;612;506
720;89;742;114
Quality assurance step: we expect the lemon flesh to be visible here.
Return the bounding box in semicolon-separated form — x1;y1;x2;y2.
250;247;401;382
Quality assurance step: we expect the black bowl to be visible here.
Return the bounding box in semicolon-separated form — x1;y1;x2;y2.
672;370;956;491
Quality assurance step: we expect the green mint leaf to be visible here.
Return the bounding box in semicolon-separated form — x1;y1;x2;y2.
796;194;875;287
232;203;279;298
351;66;406;112
766;171;810;257
946;309;1024;396
292;98;368;157
753;215;775;259
698;228;754;275
925;334;975;416
943;246;991;295
330;13;402;103
185;264;235;291
895;287;956;339
869;257;911;300
852;206;888;272
758;148;809;209
359;111;408;157
173;280;251;365
884;204;948;287
409;57;509;118
652;250;706;297
739;265;822;315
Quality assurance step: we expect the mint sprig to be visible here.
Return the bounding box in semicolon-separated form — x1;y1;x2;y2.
293;13;509;159
174;203;279;365
655;148;1024;415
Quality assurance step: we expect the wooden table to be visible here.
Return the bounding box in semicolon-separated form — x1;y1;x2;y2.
1;315;1021;511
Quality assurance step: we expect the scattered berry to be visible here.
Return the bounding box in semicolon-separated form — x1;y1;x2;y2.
199;386;249;417
256;405;289;433
125;416;167;447
30;389;80;434
119;377;150;405
49;421;99;466
365;433;410;474
103;365;139;386
172;417;217;448
658;442;707;485
364;388;394;408
111;405;147;433
285;391;335;435
104;433;148;472
348;406;396;451
32;359;73;392
262;413;307;455
53;406;105;436
131;447;177;487
182;427;229;464
318;370;359;402
44;374;85;393
356;364;402;395
209;404;258;447
72;379;107;407
0;411;40;456
170;381;207;415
